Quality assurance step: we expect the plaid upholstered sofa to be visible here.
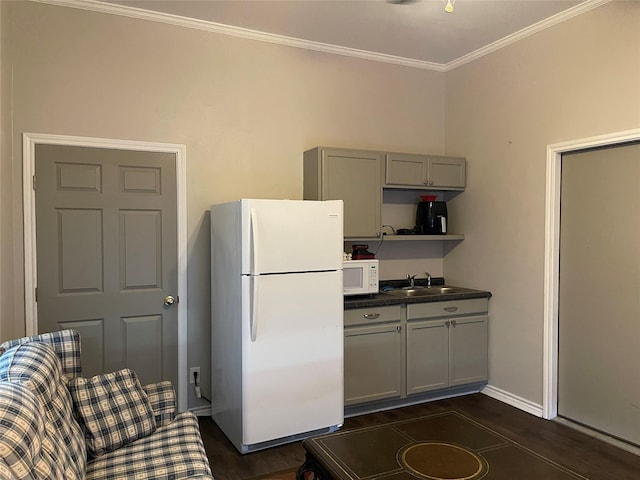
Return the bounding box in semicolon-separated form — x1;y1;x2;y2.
0;329;214;479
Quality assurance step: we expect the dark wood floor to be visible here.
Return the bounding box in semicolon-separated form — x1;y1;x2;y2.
198;393;640;480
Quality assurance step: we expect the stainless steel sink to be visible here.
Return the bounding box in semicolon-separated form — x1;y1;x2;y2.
383;289;436;297
432;287;467;294
383;286;468;297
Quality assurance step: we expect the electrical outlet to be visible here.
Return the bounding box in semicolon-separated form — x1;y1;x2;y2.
189;367;200;384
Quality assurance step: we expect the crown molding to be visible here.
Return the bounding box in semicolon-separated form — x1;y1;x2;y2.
33;0;611;73
445;0;613;71
32;0;446;71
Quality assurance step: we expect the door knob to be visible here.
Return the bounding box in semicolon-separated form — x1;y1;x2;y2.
164;295;176;306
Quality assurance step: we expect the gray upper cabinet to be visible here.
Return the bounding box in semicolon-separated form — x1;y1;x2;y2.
384;153;428;187
304;147;382;238
385;153;466;190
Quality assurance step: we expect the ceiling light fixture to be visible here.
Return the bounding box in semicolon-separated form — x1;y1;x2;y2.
444;0;455;13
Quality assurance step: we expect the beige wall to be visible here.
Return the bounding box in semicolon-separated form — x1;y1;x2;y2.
1;2;20;343
444;1;640;405
0;2;444;408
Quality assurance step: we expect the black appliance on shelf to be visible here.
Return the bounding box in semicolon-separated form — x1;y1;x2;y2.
415;201;448;235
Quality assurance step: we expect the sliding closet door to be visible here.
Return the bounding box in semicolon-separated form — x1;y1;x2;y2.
558;142;640;445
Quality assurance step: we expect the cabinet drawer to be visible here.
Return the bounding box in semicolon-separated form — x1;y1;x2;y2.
345;305;401;326
407;298;488;320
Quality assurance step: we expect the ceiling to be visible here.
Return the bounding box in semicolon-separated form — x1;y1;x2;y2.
93;0;606;70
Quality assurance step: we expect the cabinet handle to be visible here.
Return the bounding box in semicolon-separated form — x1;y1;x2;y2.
444;307;458;312
396;326;402;333
445;320;450;328
451;320;457;327
428;179;434;186
363;313;380;320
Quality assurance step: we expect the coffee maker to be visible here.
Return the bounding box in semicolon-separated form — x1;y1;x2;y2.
415;201;448;235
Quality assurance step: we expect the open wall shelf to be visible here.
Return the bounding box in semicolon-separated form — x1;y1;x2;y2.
348;234;464;242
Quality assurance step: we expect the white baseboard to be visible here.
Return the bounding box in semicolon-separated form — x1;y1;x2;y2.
482;384;544;417
190;386;542;420
189;405;212;417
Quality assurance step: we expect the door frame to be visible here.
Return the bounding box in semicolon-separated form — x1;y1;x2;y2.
543;127;640;420
22;132;188;411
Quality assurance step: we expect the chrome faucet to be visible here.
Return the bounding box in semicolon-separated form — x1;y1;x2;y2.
425;271;432;288
407;274;416;288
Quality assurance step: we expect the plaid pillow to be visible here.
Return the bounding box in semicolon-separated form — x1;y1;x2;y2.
68;369;157;458
142;381;176;428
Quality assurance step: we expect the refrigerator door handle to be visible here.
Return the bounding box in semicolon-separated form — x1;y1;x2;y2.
250;276;258;341
250;207;259;275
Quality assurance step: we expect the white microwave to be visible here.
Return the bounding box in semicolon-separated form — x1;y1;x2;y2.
343;259;379;296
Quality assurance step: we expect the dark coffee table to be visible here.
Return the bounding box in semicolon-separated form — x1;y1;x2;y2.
297;411;586;480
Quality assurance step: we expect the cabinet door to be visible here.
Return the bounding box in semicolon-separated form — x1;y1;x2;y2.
385;153;428;187
426;156;466;189
304;147;382;238
322;149;382;238
406;320;449;394
449;315;488;386
344;323;403;405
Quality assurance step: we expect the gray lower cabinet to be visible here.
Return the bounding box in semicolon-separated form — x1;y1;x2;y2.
406;319;449;393
344;298;489;408
304;147;382;238
406;299;488;395
344;305;403;406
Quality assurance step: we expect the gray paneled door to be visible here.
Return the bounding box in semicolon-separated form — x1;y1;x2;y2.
34;144;178;388
558;142;640;446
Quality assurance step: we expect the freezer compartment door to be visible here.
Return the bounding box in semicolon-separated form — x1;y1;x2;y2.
241;199;343;275
241;270;344;446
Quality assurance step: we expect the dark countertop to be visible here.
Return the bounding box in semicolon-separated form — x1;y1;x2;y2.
344;278;491;310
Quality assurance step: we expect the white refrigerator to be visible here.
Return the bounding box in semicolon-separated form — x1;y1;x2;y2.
210;199;344;454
